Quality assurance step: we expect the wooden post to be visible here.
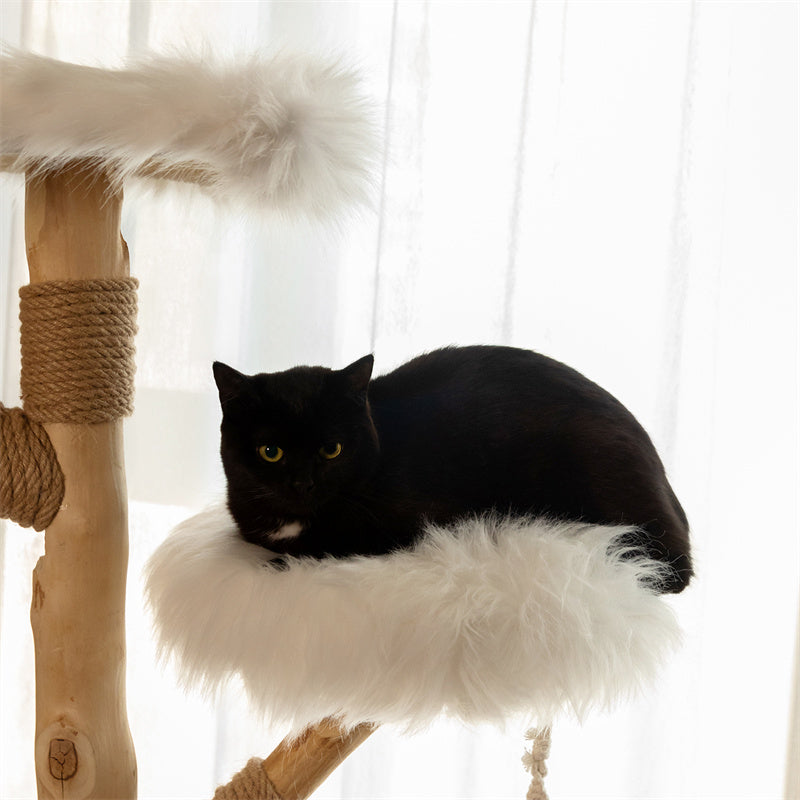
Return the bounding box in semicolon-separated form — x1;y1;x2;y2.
25;164;137;799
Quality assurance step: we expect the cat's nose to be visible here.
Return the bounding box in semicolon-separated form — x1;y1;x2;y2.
292;478;315;495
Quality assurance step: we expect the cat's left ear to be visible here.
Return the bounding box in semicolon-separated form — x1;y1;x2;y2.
339;354;374;399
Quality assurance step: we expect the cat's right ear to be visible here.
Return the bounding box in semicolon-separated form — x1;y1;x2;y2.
340;354;374;399
213;361;247;408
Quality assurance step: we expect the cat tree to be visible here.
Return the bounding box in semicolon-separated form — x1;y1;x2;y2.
0;51;681;800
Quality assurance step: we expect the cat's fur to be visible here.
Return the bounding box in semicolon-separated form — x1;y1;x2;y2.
213;345;692;593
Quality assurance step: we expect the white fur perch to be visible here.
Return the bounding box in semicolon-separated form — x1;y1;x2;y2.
0;51;377;216
145;506;681;733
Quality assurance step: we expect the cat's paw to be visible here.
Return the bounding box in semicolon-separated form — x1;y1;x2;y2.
266;556;289;571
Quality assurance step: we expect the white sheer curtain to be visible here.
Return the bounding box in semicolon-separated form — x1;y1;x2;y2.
1;1;798;798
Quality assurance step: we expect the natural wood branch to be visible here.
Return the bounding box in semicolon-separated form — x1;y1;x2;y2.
265;719;376;799
26;162;137;799
215;719;376;800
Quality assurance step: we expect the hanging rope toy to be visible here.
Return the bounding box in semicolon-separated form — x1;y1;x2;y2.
523;727;552;800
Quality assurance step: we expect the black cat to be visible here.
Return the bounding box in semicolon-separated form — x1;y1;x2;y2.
213;345;692;593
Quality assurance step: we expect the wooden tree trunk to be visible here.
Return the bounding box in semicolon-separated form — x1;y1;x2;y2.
25;165;137;799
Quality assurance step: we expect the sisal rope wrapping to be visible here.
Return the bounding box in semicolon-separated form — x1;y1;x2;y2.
19;278;139;424
213;758;281;800
0;278;138;529
0;403;64;530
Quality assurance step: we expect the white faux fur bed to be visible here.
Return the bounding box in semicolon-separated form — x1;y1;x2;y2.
145;505;680;733
0;51;376;216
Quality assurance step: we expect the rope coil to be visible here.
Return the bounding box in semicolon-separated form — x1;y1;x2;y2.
0;404;64;531
0;277;138;530
20;278;139;424
213;758;281;800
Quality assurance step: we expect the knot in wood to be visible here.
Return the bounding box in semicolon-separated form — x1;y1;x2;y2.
0;403;64;530
49;738;78;781
19;278;139;424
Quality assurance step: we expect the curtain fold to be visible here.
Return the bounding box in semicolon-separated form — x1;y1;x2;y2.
1;2;797;798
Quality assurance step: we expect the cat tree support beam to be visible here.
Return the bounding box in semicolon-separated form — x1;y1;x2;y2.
24;164;137;799
215;719;376;800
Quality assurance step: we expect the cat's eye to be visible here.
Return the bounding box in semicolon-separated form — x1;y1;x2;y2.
258;445;284;463
319;442;342;460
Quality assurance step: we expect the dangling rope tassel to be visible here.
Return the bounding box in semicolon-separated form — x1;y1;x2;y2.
213;758;281;800
0;278;138;530
0;403;64;530
523;726;551;800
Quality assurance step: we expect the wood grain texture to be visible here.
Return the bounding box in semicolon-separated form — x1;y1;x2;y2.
25;163;137;799
262;719;376;799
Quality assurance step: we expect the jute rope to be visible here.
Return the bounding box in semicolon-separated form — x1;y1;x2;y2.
0;403;64;531
19;279;138;424
213;758;281;800
522;726;551;800
0;278;138;529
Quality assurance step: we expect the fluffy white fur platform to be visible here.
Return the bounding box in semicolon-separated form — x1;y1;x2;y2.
0;51;375;216
145;505;680;733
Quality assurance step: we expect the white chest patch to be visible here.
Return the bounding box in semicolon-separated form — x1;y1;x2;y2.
270;521;304;542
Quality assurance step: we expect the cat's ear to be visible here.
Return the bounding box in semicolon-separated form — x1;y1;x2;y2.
339;354;374;399
213;361;248;407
